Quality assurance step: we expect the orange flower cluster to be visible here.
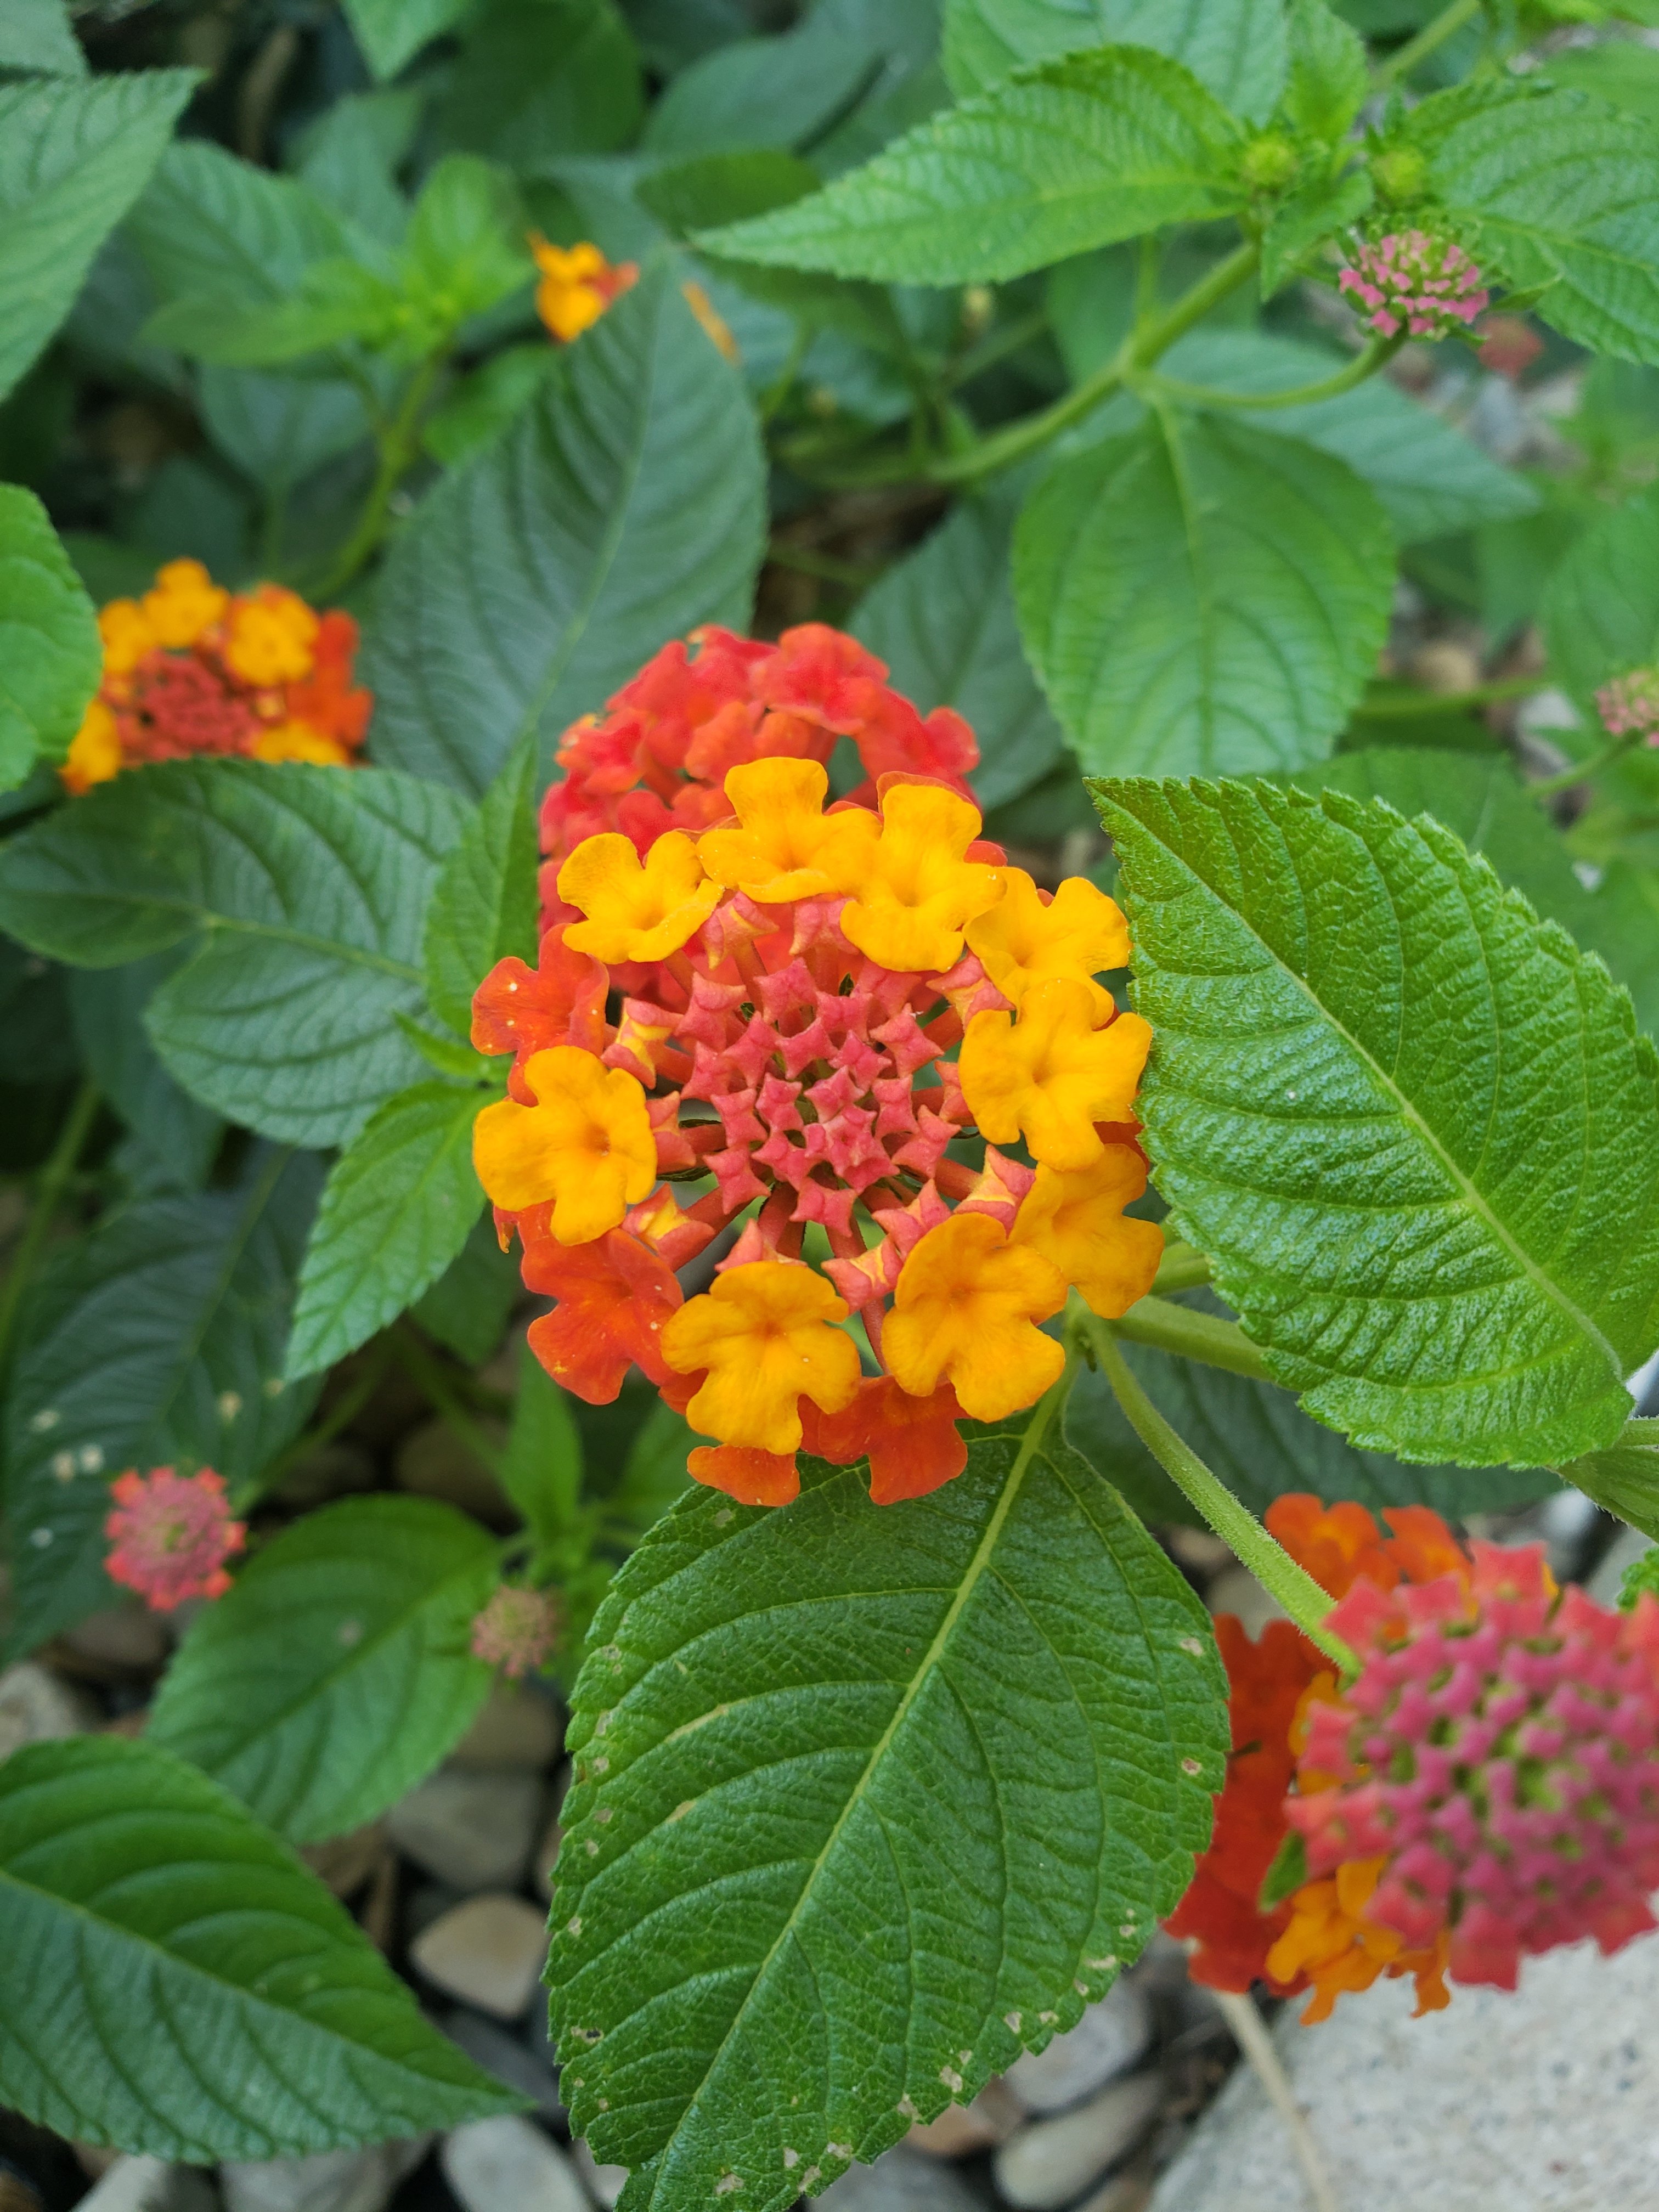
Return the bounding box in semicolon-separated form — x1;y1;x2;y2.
531;235;638;343
64;559;371;794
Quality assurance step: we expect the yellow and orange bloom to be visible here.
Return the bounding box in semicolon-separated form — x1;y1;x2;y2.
473;1046;657;1244
557;830;721;963
883;1211;1066;1421
1009;1149;1164;1318
961;977;1152;1170
696;757;875;902
839;781;1004;974
661;1259;861;1455
531;235;638;343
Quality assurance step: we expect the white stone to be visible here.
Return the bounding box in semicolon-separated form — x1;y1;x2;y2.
450;1688;561;1771
441;2117;588;2212
1149;1936;1659;2212
386;1767;541;1890
572;2137;628;2205
441;2008;565;2120
75;2160;217;2212
994;2073;1164;2211
1005;1982;1152;2114
1204;1566;1284;1641
220;2138;428;2212
0;1660;97;1758
410;1893;548;2018
817;2145;983;2210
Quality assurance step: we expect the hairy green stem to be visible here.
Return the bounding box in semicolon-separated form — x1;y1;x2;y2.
1374;0;1483;88
314;349;444;597
1353;673;1546;719
1138;334;1402;414
0;1078;98;1376
1152;1240;1212;1295
1087;1314;1358;1671
1109;1293;1271;1379
1528;729;1643;798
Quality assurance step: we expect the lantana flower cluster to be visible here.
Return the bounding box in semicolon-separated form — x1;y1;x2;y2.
1170;1497;1659;2022
471;1583;565;1678
1596;667;1659;747
103;1465;246;1612
1337;229;1489;341
64;558;371;794
470;628;1161;1509
531;235;638;343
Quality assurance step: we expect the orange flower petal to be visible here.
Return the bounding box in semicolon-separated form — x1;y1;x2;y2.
472;1045;656;1244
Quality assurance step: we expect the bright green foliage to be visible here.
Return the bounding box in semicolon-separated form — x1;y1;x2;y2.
0;761;465;1148
0;485;100;789
343;0;471;82
363;260;765;794
1280;0;1368;143
421;343;557;468
502;1344;587;1567
0;69;194;402
424;741;540;1038
1096;777;1659;1468
3;1149;321;1660
942;0;1288;121
1560;1420;1659;1546
149;1496;500;1841
698;49;1243;285
0;1736;520;2157
548;1425;1227;2212
1259;168;1370;296
285;1082;487;1380
1541;480;1659;712
400;155;529;334
1017;415;1393;776
0;0;86;75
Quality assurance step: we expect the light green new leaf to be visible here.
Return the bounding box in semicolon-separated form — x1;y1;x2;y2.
343;0;470;81
1094;776;1659;1468
149;1496;500;1842
1281;0;1367;142
0;761;466;1148
285;1082;487;1380
1541;480;1659;714
1259;167;1370;297
942;0;1288;122
0;1735;520;2157
401;153;531;326
0;0;85;76
3;1148;321;1661
425;741;540;1037
851;484;1066;812
0;485;99;791
697;47;1243;286
503;1342;586;1558
1016;413;1393;777
1559;1419;1659;1544
363;259;764;794
548;1424;1226;2211
0;69;194;402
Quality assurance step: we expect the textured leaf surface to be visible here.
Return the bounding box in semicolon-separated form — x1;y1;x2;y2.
698;48;1242;285
149;1496;499;1842
548;1426;1226;2211
941;0;1287;119
285;1082;486;1379
0;69;193;402
1541;480;1659;713
1559;1419;1659;1543
3;1149;321;1660
1094;777;1659;1466
127;140;349;313
0;484;100;789
0;1735;518;2158
363;260;764;795
424;743;539;1037
1017;414;1392;777
0;761;465;1148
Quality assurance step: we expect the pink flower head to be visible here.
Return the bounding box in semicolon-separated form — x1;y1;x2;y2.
1337;229;1489;341
1287;1543;1659;1992
1596;667;1659;746
103;1465;245;1612
471;1584;563;1678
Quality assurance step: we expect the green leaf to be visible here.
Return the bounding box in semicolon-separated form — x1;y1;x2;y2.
425;742;540;1038
0;69;194;403
285;1082;486;1380
641;12;878;159
0;760;467;1148
1260;166;1370;296
363;258;765;794
851;483;1066;812
696;47;1243;285
421;342;557;467
127;140;353;316
413;1214;522;1364
1559;1419;1659;1545
0;1735;519;2157
1541;480;1659;714
66;951;223;1191
401;153;531;329
1281;0;1368;141
0;0;85;76
548;1424;1227;2208
1093;775;1659;1468
294;87;422;244
943;0;1289;123
637;150;820;235
343;0;471;81
144;272;398;368
1544;42;1659;130
0;484;99;790
441;0;644;165
502;1342;586;1559
1015;413;1393;777
149;1495;500;1842
3;1147;322;1660
198;368;370;498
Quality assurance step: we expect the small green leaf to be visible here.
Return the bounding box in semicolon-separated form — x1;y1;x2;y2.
0;1735;520;2157
413;1215;521;1365
145;262;401;367
1559;1420;1659;1548
149;1494;500;1842
198;368;370;498
0;484;99;790
285;1082;486;1380
422;343;557;468
1280;0;1367;142
401;153;531;330
697;47;1243;285
943;0;1289;123
548;1423;1226;2207
1016;413;1393;777
502;1342;586;1560
641;11;877;159
1257;1829;1309;1910
0;0;85;77
127;140;351;320
1094;776;1659;1468
1260;167;1370;296
1541;479;1659;715
425;741;540;1039
342;0;471;81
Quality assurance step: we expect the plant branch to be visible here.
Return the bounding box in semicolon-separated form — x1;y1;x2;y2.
1373;0;1483;88
1139;334;1402;414
942;307;1050;392
1212;1991;1342;2212
1528;729;1643;798
1152;1240;1212;1295
1353;673;1546;719
1110;1293;1270;1380
0;1078;98;1377
313;348;445;599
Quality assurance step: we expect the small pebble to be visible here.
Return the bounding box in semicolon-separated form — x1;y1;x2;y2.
410;1894;548;2019
221;2140;429;2212
995;2073;1164;2211
817;2145;981;2210
441;2118;587;2212
74;2162;217;2212
387;1768;541;1891
0;1661;98;1759
571;2138;627;2207
1006;1983;1152;2115
449;1689;561;1772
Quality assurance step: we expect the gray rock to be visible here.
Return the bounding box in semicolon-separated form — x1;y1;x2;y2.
386;1767;541;1890
441;2008;565;2121
410;1893;548;2018
906;2078;1022;2155
1149;1934;1659;2212
219;2139;428;2212
817;2145;983;2210
441;2118;588;2212
1005;1983;1152;2115
572;2138;628;2206
450;1688;561;1771
0;1660;98;1758
1204;1566;1283;1640
994;2074;1164;2210
75;2161;217;2212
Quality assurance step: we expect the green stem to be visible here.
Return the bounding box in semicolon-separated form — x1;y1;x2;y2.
1528;730;1642;798
1151;1240;1212;1295
313;349;444;599
1109;1293;1270;1380
1087;1314;1357;1671
942;307;1050;392
766;542;880;587
0;1078;98;1376
1373;0;1483;87
1354;673;1545;719
759;323;812;426
391;1323;505;1479
1139;334;1403;414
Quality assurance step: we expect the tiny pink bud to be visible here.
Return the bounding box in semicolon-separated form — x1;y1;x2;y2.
470;1584;563;1678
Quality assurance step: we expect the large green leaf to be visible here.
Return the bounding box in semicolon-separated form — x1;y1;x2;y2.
0;69;193;402
127;140;352;313
1541;480;1659;715
548;1421;1227;2211
343;0;470;81
3;1148;322;1660
0;484;100;790
1094;776;1659;1468
197;368;371;499
66;951;224;1190
149;1496;499;1842
441;0;644;164
0;1735;519;2158
424;741;540;1038
696;47;1242;285
0;761;466;1148
943;0;1288;121
1016;413;1393;777
362;258;765;794
285;1081;487;1380
850;484;1066;812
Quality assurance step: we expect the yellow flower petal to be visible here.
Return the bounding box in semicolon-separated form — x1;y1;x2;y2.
252;719;350;766
965;868;1128;1011
697;757;877;902
883;1211;1065;1422
222;586;318;686
141;557;228;650
97;599;156;677
558;830;721;962
660;1259;861;1454
839;782;1003;974
960;978;1151;1170
1009;1150;1163;1319
60;699;122;795
472;1045;656;1244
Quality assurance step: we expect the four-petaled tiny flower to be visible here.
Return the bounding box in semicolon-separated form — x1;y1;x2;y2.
471;1584;564;1678
103;1465;246;1612
1337;229;1489;342
531;235;638;343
